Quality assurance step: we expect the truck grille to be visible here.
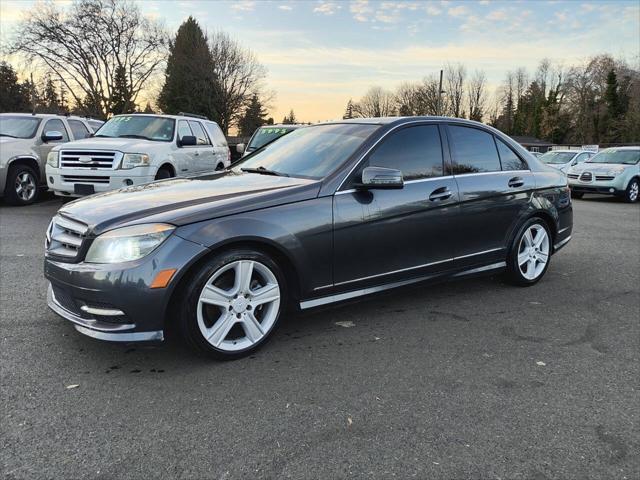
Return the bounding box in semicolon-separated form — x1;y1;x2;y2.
62;175;110;184
45;215;89;259
60;150;118;169
579;172;593;182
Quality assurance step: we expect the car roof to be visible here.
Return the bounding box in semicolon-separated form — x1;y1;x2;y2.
113;113;221;126
600;146;640;151
0;112;97;121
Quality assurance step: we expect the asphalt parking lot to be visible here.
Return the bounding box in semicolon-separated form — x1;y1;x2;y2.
1;194;638;480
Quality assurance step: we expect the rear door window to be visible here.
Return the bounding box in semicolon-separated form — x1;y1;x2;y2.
495;138;528;170
67;120;91;140
362;125;444;180
449;125;501;174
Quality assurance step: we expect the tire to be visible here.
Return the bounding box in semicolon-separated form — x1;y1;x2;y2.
215;163;224;171
505;217;552;286
154;168;172;180
623;178;639;203
177;248;287;360
571;191;584;199
4;164;39;206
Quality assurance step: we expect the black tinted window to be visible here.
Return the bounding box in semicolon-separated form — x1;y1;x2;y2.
67;120;90;140
449;125;500;173
365;125;443;180
43;119;69;142
496;138;527;170
188;121;210;145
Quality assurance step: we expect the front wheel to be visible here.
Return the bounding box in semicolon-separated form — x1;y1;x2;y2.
505;218;552;286
4;164;39;206
177;249;287;359
624;178;639;203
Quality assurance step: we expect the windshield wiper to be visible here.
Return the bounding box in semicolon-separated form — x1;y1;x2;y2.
241;166;289;177
0;134;18;138
117;134;153;141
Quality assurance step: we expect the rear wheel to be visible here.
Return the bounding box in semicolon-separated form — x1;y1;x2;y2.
506;218;552;286
571;191;584;199
4;164;39;206
624;178;639;203
177;249;286;359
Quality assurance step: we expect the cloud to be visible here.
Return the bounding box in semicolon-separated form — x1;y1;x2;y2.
350;0;372;22
426;5;442;16
313;1;341;15
278;5;293;11
230;1;255;12
486;9;507;21
448;5;469;17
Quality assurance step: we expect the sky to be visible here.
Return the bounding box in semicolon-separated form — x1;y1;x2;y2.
1;0;639;123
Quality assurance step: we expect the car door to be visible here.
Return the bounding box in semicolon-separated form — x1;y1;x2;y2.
188;120;215;173
174;120;196;175
333;123;460;290
446;124;535;268
34;118;70;181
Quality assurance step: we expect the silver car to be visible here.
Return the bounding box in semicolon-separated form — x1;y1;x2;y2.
539;149;594;173
567;147;640;202
0;113;100;205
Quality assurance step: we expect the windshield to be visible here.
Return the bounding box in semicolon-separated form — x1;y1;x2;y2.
235;123;379;179
95;115;175;142
0;116;42;139
539;151;577;164
586;149;640;165
247;127;295;150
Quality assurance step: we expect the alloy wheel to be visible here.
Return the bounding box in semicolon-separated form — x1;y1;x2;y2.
517;224;550;281
15;171;36;202
629;181;639;202
197;260;281;352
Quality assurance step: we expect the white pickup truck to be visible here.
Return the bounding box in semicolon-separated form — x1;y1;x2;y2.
46;113;230;197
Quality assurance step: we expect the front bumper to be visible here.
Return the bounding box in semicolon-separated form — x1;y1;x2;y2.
568;177;625;195
46;165;157;196
44;233;209;342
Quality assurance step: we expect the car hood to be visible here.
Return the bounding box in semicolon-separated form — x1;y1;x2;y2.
568;163;630;174
52;137;165;152
57;171;322;235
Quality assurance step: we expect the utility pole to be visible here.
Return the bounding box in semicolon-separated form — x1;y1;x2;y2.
436;69;444;116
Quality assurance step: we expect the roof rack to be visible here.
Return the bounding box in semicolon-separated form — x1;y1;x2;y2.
178;112;209;121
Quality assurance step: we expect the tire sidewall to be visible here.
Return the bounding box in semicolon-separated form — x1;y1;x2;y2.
179;249;287;359
5;164;39;206
155;168;172;180
625;178;639;203
507;217;552;286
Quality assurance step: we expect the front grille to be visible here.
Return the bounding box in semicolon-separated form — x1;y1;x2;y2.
51;284;83;316
567;174;579;179
46;215;88;259
60;150;117;169
62;175;110;184
579;172;593;182
595;175;615;181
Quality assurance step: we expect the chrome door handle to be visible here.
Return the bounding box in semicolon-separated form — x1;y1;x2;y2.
429;187;452;201
508;177;524;188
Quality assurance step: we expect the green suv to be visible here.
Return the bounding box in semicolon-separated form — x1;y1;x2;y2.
567;147;640;203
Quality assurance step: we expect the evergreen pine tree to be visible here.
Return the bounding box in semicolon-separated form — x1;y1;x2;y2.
0;62;31;112
343;99;354;119
282;109;297;124
110;66;133;114
238;94;268;136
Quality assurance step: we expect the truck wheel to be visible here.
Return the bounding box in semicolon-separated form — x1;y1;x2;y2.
155;168;172;180
4;164;39;206
624;179;639;203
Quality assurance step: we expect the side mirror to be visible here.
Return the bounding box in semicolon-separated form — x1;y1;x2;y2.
179;135;197;147
357;166;404;189
42;131;64;142
236;143;245;154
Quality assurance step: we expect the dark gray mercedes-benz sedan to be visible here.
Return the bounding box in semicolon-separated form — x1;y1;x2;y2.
44;117;573;359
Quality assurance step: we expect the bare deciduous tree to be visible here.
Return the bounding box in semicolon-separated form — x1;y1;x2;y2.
353;86;396;117
394;82;422;116
9;0;167;117
467;70;487;122
445;63;466;118
209;31;267;134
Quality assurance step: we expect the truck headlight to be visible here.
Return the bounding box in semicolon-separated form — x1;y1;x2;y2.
85;224;175;263
121;153;150;169
47;151;59;168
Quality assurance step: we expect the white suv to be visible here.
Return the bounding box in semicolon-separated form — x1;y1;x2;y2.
0;113;101;205
46;113;230;197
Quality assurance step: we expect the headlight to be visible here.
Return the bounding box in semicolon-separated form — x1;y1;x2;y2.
85;224;174;263
47;151;59;168
605;166;625;176
121;153;150;169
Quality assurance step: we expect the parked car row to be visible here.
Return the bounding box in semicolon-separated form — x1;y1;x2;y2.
43;117;574;358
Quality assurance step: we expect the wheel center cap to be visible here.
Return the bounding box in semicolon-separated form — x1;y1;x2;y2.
232;297;249;313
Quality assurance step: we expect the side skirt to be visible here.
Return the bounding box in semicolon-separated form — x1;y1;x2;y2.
299;261;507;310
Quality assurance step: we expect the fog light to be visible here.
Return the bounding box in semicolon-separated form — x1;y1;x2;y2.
49;176;54;184
609;188;615;193
124;179;133;186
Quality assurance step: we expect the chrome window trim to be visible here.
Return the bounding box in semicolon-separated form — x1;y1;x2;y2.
452;170;531;178
335;175;455;195
300;261;507;310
